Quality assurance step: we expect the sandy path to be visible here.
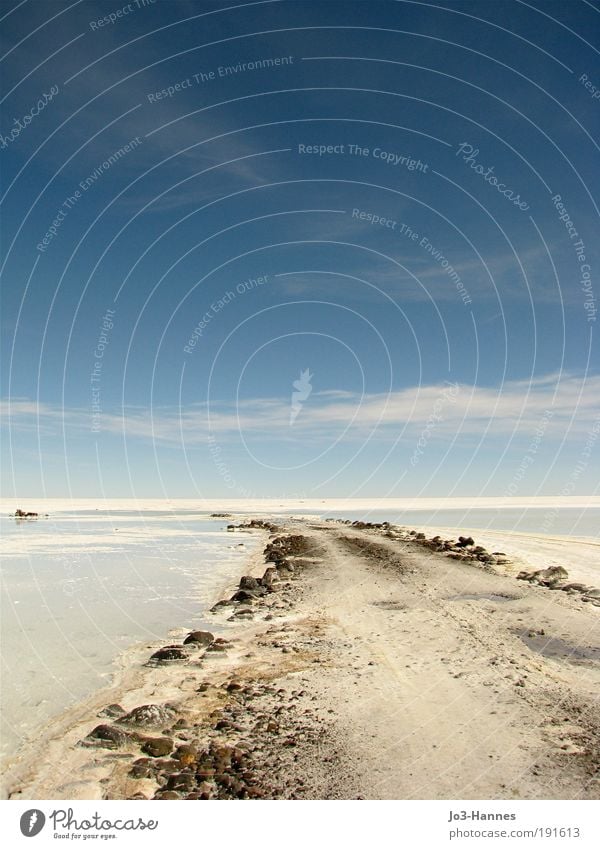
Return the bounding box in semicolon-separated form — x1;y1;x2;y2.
6;520;599;801
288;524;600;799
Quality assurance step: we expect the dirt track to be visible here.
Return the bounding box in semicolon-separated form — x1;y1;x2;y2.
7;520;600;800
290;524;600;799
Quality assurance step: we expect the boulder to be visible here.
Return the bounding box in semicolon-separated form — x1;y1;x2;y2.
98;703;126;719
457;536;475;547
147;646;189;666
129;758;157;779
166;772;196;792
173;744;198;766
82;724;132;749
536;566;569;586
118;704;175;728
239;576;261;591
261;567;279;588
518;567;568;586
141;737;174;758
230;589;255;602
183;630;214;647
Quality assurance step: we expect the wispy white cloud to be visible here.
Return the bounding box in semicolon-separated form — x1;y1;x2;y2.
2;373;598;447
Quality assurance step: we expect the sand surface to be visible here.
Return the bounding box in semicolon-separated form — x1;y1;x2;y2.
4;519;599;801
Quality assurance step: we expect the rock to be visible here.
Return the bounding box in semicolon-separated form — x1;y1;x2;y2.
583;588;600;598
141;737;174;758
537;566;569;586
98;703;126;719
561;582;590;593
147;646;189;666
129;758;157;779
82;724;132;749
196;781;213;799
457;536;475;547
166;772;196;792
154;791;182;799
205;642;228;653
210;599;232;611
518;567;569;586
211;742;234;765
183;630;214;647
119;704;175;728
174;744;198;766
239;576;261;591
261;566;279;589
231;588;263;602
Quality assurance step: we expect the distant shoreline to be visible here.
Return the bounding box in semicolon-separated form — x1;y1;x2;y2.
2;496;600;514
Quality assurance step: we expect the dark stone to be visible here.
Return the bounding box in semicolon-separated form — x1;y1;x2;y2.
82;724;131;749
166;772;196;792
205;642;228;653
129;758;157;779
118;704;175;728
183;630;214;647
98;703;126;719
457;536;475;547
231;588;263;602
173;744;198;765
141;737;174;758
239;575;261;591
518;566;568;587
147;646;189;666
262;566;278;589
537;566;569;586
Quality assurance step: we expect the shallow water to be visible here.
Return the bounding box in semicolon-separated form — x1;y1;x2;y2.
448;592;519;603
0;511;256;760
515;629;600;664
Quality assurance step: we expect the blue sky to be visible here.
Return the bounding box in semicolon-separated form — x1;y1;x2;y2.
1;0;598;498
